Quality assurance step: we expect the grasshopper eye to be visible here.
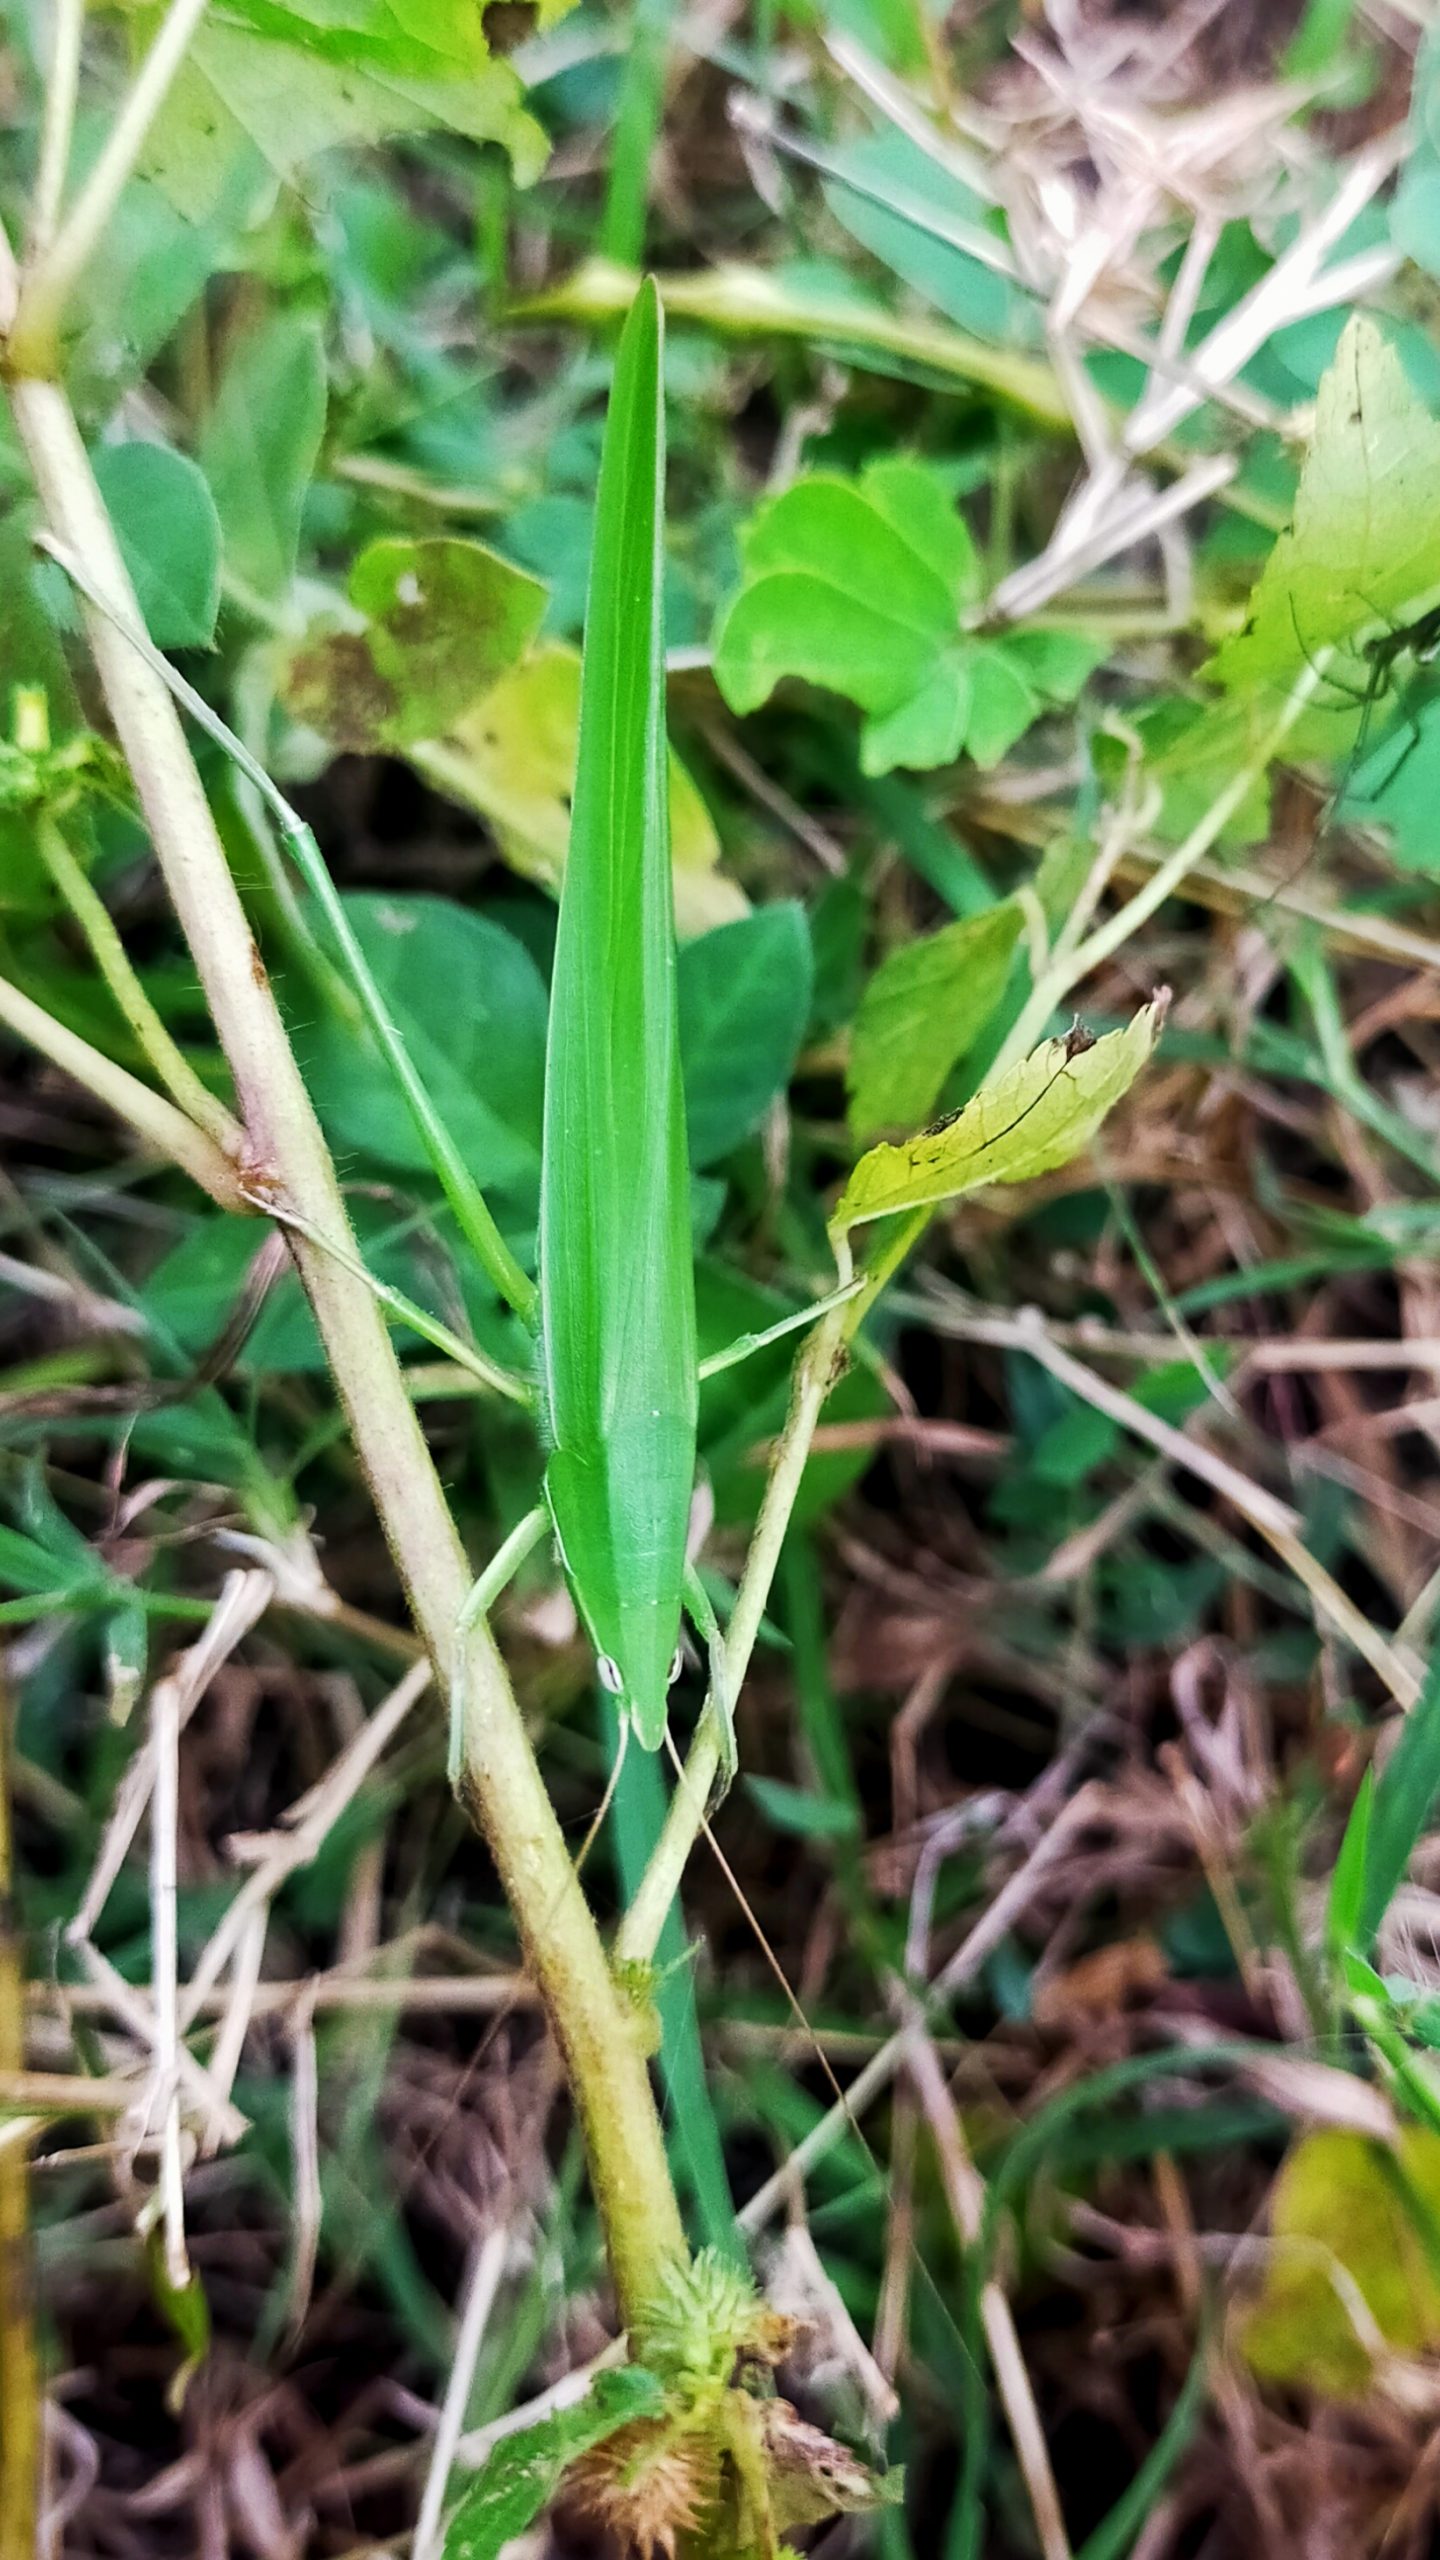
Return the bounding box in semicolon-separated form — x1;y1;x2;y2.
667;1647;684;1686
596;1655;624;1695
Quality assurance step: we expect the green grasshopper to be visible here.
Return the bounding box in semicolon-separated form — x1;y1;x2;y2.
51;278;854;1788
457;274;718;1768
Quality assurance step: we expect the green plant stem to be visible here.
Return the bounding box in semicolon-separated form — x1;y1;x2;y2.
989;661;1327;1081
0;964;248;1207
27;0;84;258
511;257;1075;431
0;241;686;2336
617;1249;855;1968
10;0;212;375
39;541;540;1329
600;0;673;266
34;807;243;1153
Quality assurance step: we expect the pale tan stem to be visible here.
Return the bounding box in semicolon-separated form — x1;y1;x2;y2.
28;0;85;258
0;965;246;1208
11;0;211;373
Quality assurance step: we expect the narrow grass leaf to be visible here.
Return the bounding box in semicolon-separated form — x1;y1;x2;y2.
1360;1657;1440;1946
1326;1766;1374;1963
539;278;698;1745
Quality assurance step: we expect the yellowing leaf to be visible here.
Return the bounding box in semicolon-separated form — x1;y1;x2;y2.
1241;2127;1440;2397
415;644;747;938
1210;316;1440;708
832;1001;1162;1231
284;537;547;748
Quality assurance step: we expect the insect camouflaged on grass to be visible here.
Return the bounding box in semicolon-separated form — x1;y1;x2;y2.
44;289;861;1802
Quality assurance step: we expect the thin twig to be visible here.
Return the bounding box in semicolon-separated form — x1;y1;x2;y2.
0;968;246;1209
413;2225;512;2560
148;1664;188;2292
905;2019;1072;2560
27;0;85;259
32;808;241;1152
11;0;212;372
934;1297;1424;1711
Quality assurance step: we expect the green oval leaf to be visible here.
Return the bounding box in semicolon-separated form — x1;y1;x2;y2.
679;904;814;1167
92;443;222;650
847;900;1022;1141
199;311;326;607
294;895;548;1195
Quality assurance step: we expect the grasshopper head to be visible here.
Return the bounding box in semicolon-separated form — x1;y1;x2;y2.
589;1591;684;1752
545;1437;692;1755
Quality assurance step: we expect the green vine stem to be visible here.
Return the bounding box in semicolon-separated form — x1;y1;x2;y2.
31;792;242;1153
0;227;686;2337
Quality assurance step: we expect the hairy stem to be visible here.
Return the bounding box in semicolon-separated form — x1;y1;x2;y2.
0;240;685;2334
0;964;248;1207
33;802;243;1152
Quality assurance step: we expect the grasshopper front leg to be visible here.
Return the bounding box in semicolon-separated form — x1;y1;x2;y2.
450;1502;550;1792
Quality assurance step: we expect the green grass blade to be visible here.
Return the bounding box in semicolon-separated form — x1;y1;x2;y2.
539;278;697;1746
1326;1765;1374;1964
1360;1658;1440;1947
606;1696;736;2251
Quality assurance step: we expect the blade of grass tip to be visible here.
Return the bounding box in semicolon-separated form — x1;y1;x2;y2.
1359;1654;1440;1949
36;538;537;1329
539;276;698;1745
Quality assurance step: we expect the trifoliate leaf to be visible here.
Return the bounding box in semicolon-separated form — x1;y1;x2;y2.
713;458;1097;776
